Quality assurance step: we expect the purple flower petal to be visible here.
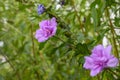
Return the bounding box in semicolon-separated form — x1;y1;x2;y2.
107;57;118;67
35;17;57;42
104;45;112;58
35;29;48;42
105;45;112;54
90;66;102;77
51;17;57;26
83;56;94;69
39;20;48;28
83;44;118;77
92;45;104;57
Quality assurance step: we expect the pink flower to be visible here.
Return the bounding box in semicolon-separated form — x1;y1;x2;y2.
83;45;118;77
35;17;57;42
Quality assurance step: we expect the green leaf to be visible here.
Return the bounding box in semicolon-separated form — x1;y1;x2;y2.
75;43;90;56
91;7;98;28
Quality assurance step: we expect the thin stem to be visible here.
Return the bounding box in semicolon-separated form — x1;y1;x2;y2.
54;36;75;49
71;0;85;34
107;68;120;77
0;49;21;80
30;24;40;80
31;24;35;57
54;35;66;43
106;8;119;58
97;75;101;80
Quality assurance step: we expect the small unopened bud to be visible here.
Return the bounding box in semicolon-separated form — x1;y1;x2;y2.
37;4;45;15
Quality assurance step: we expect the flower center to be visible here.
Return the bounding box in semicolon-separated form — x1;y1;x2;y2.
97;60;108;67
44;28;53;37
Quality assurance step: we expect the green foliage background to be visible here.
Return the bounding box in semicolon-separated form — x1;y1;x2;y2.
0;0;120;80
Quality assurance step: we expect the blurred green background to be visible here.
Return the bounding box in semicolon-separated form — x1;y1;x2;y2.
0;0;120;80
